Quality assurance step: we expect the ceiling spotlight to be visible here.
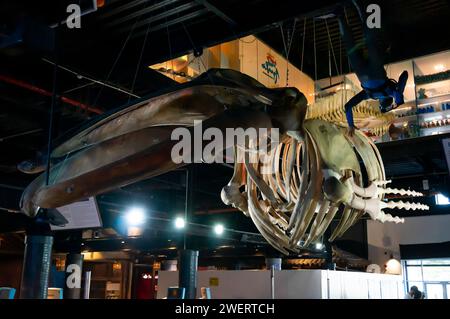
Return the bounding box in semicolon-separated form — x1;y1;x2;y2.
174;217;186;229
121;241;125;244
125;207;146;226
214;224;224;235
315;242;324;250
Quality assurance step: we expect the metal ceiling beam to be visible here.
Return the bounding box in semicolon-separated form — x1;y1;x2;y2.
117;2;202;34
132;8;209;38
105;0;183;27
101;0;182;21
100;0;150;19
195;0;237;26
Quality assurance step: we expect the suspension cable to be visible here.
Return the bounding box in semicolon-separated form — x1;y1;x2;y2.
45;23;60;187
300;17;307;72
181;21;215;85
128;4;153;103
344;6;352;73
313;18;317;81
324;18;339;77
93;2;147;107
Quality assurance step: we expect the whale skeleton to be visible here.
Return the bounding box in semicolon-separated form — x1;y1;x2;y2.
20;69;428;254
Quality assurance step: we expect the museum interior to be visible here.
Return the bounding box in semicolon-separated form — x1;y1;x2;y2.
0;0;449;300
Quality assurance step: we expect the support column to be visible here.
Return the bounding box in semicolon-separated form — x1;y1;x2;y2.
83;271;91;299
20;235;53;299
265;258;282;271
64;253;83;299
324;228;335;270
178;250;198;299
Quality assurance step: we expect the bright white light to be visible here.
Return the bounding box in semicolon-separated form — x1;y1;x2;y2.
435;193;450;205
214;224;224;235
175;217;186;229
385;258;402;275
125;207;146;226
434;64;445;72
315;242;324;250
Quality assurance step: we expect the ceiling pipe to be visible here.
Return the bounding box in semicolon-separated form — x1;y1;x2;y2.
0;74;103;114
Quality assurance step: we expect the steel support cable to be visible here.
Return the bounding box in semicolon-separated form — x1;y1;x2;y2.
93;2;148;107
324;18;339;77
128;2;154;103
45;24;60;187
181;21;215;85
300;17;307;72
280;19;297;86
344;6;352;73
313;18;317;81
41;58;140;98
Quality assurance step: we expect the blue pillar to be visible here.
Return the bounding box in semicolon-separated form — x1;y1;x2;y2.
178;250;198;299
265;258;282;270
20;235;53;299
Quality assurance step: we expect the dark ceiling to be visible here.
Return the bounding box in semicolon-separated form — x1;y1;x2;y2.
259;0;450;79
0;0;450;257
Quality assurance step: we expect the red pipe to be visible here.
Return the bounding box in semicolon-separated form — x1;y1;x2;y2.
0;74;103;114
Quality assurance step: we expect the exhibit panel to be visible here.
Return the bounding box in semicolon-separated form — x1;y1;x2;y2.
322;271;403;299
275;270;324;299
157;270;403;299
157;270;273;299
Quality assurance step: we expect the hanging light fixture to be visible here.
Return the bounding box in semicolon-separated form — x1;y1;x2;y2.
385;254;402;275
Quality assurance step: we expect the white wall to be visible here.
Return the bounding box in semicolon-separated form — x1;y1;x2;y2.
156;270;403;299
274;270;324;298
157;270;272;299
323;271;403;299
367;215;450;268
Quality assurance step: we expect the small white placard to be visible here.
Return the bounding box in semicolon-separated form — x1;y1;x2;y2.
50;197;102;231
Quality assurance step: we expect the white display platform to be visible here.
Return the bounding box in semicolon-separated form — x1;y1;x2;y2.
157;269;404;299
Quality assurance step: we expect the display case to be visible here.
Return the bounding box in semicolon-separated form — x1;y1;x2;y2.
388;51;450;140
414;51;450;136
315;50;450;142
